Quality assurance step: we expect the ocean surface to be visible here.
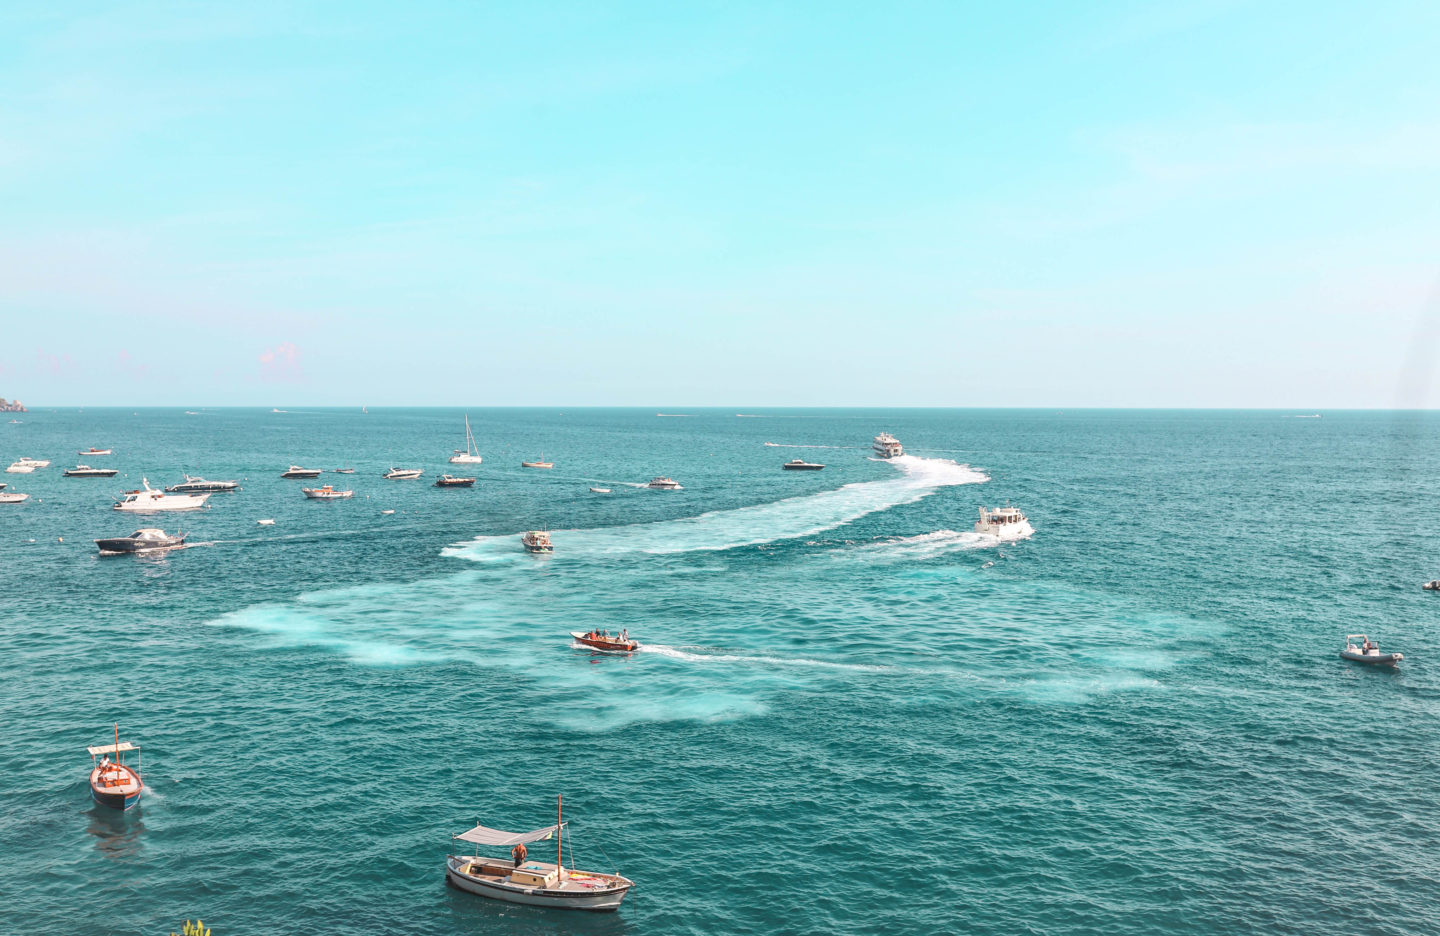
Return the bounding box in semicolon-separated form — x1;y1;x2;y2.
4;408;1439;936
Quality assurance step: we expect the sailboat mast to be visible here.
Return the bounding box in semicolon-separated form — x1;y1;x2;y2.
113;723;119;773
557;795;563;878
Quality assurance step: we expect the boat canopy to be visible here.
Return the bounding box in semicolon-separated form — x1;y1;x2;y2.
455;822;567;846
87;742;137;756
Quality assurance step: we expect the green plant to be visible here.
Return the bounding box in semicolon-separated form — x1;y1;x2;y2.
171;921;211;936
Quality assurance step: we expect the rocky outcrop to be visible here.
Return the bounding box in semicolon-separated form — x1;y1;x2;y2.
0;398;26;412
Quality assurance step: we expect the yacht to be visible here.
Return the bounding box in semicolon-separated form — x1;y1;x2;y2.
78;447;113;456
281;465;322;479
95;528;187;554
646;477;683;490
165;475;239;493
6;457;48;473
384;467;424;480
974;505;1034;539
64;465;119;477
434;474;476;487
302;485;354;499
0;492;27;504
521;531;554;553
872;433;903;458
782;459;825;470
114;478;211;512
450;414;484;464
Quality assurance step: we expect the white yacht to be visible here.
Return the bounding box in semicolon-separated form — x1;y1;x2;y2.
0;491;28;504
280;465;322;479
974;505;1034;539
114;478;211;512
646;477;683;490
6;457;48;473
64;465;119;477
302;485;354;499
166;475;240;493
872;433;903;458
384;467;424;480
450;414;484;464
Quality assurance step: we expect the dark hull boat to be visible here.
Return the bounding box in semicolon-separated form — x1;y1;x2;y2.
65;465;119;477
435;475;476;487
95;528;186;554
281;466;323;479
782;459;825;470
166;475;240;493
88;726;143;811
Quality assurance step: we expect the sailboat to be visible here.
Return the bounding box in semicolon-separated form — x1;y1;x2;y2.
446;795;635;911
450;414;483;464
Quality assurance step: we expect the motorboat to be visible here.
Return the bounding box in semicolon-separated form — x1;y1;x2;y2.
384;467;423;480
302;485;354;499
15;457;49;467
95;528;187;554
450;414;484;464
87;725;143;810
1424;581;1440;591
257;518;276;525
381;509;395;515
5;460;37;473
782;459;825;470
872;433;904;458
446;797;635;912
570;629;638;652
521;531;553;553
434;474;475;487
1340;634;1403;666
114;478;211;512
0;492;28;504
165;475;239;493
522;455;554;468
975;504;1035;539
589;487;611;493
646;477;682;490
281;465;322;479
64;465;119;477
332;468;355;474
78;447;113;456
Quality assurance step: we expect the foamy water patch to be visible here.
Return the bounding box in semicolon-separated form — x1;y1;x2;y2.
638;643;889;672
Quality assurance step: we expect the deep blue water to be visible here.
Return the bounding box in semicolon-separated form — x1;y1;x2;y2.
4;408;1439;935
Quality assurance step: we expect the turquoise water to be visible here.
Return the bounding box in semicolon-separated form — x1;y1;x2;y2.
5;408;1439;935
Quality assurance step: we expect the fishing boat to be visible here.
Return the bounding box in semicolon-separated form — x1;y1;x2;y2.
782;459;825;470
78;447;113;456
383;467;423;480
521;531;553;553
114;478;211;512
975;504;1034;539
646;477;682;490
64;465;119;477
281;465;322;479
446;796;635;912
570;629;638;652
302;485;354;499
0;492;28;503
589;487;611;493
87;725;143;810
434;474;475;487
1340;634;1403;666
872;433;903;458
95;528;186;554
450;414;484;464
522;455;554;468
165;475;239;493
1425;581;1440;591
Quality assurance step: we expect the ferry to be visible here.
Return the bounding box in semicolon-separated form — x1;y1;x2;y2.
782;459;825;470
87;726;143;810
646;477;683;490
64;465;119;477
872;433;903;458
114;478;211;512
302;485;354;499
521;531;554;553
280;465;322;479
974;505;1034;539
165;475;239;493
95;528;186;554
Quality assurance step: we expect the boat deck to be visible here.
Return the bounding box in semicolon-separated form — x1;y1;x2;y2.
454;858;625;893
90;764;141;796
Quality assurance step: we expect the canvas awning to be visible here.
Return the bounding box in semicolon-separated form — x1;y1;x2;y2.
87;742;137;757
454;822;567;847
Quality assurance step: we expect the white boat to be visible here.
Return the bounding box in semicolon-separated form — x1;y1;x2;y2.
78;447;113;456
384;467;423;480
975;504;1034;539
0;492;28;503
589;487;611;493
166;475;239;493
522;455;554;468
281;465;322;479
646;477;683;490
114;478;211;512
1340;634;1403;666
522;531;553;553
450;414;484;464
257;518;276;525
872;433;903;458
302;485;354;499
64;465;119;477
5;458;43;473
446;797;635;912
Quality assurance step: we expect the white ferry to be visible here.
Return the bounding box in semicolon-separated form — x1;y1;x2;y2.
974;505;1034;539
114;478;211;512
872;433;903;458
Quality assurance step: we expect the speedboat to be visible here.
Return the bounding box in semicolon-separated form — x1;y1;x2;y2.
1340;634;1403;666
95;528;186;554
281;465;322;479
434;474;475;487
446;797;635;911
872;433;903;458
782;459;825;470
521;531;553;553
165;475;239;493
384;467;423;480
589;487;611;493
87;726;143;810
450;414;484;464
570;630;638;652
646;477;682;490
975;504;1034;539
78;447;113;456
302;485;354;499
114;478;211;512
0;492;28;503
5;460;38;473
64;465;119;477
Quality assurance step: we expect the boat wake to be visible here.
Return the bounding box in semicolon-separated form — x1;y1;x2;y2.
763;442;854;449
637;643;889;672
443;455;987;560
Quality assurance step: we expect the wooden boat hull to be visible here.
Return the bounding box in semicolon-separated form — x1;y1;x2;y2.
782;464;825;470
570;632;638;652
89;764;142;810
445;857;632;911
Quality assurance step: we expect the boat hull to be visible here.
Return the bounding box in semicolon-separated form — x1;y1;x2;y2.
89;765;142;810
449;455;484;464
570;632;637;652
95;535;185;553
782;464;825;470
1340;650;1403;665
445;858;632;911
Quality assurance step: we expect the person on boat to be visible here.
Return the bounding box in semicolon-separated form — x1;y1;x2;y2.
512;843;527;867
621;629;629;642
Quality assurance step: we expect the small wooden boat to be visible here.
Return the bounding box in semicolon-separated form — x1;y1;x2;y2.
1340;634;1403;666
78;447;113;456
570;630;638;652
302;485;354;499
782;459;825;470
434;474;476;487
88;725;143;810
522;455;554;468
521;531;553;553
446;796;635;912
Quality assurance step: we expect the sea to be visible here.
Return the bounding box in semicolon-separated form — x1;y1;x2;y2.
3;408;1439;936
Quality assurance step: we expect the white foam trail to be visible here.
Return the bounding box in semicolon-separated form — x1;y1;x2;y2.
855;524;1033;559
638;643;888;672
443;455;988;560
763;442;855;449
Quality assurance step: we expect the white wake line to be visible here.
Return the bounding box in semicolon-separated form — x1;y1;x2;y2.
763;442;858;449
638;643;890;672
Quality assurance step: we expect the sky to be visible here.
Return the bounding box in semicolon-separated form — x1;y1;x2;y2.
2;1;1439;407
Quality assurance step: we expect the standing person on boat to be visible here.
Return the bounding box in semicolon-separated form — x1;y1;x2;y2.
511;842;527;867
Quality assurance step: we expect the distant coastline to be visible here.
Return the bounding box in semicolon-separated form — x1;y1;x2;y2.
0;397;25;413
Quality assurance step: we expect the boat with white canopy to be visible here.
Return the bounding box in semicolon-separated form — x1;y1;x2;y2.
446;796;635;911
88;725;143;810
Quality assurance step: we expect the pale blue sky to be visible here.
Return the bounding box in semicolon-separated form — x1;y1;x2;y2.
3;1;1439;406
